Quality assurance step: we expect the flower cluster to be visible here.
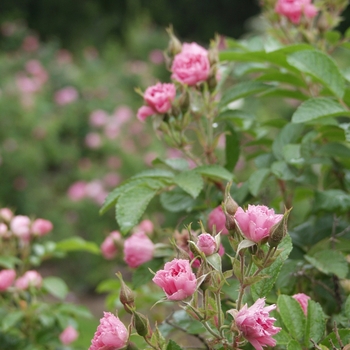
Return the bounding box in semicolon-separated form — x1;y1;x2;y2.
275;0;318;24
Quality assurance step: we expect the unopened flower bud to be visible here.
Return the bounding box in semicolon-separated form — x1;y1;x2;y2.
197;233;217;256
179;90;190;113
208;45;219;66
224;183;239;216
116;272;135;314
166;26;182;57
268;207;291;248
133;311;150;337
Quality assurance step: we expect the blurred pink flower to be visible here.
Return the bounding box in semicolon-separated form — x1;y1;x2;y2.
85;180;105;201
234;205;283;243
85;132;102;149
104;121;120;139
137;105;155;121
31;218;53;236
89;312;128;350
232;298;281;350
107;156;122;170
54;86;78;105
103;173;120;188
10;215;31;242
153;258;197;300
207;206;228;235
59;326;79;345
56;49;73;64
22;35;39;52
89;109;108;127
137;219;154;234
113;105;133;124
67;181;87;201
293;293;310;315
25;59;48;84
0;223;8;237
149;49;164;65
275;0;318;24
197;233;217;256
16;74;41;94
123;232;154;268
15;270;42;290
101;231;122;260
0;208;13;222
171;42;210;85
0;269;16;291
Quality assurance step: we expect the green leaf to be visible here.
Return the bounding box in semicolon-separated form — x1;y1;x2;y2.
321;329;350;348
55;237;100;254
287;50;345;98
171;310;206;335
272;123;304;160
251;234;293;299
173;171;204;198
43;277;69;300
219;81;273;108
271;161;296;181
131;169;175;179
153;157;189;171
292;97;350;124
287;339;303;350
283;144;304;166
278;295;306;342
166;339;183;350
116;183;160;234
256;70;307;88
194;165;233;182
96;279;120;293
160;187;196;212
1;311;23;331
313;189;350;214
248;168;270;196
305;300;326;347
225;123;240;171
305;249;348;278
345;294;350;319
0;256;22;269
132;259;164;289
319;142;350;159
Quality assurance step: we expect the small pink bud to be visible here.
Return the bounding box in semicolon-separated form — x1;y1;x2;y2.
207;206;228;235
15;270;42;290
197;233;217;256
0;208;13;222
10;215;31;242
31;218;53;236
0;269;16;291
100;231;121;260
293;293;310;315
59;326;79;345
123;232;154;268
67;181;87;201
137;219;154;234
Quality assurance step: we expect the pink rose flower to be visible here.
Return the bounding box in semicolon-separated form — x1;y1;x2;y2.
152;258;197;300
31;218;53;236
275;0;318;24
233;298;281;350
137;105;155;122
0;208;13;222
234;205;283;243
207;206;228;235
0;269;16;291
293;293;310;315
144;82;176;114
171;42;210;85
197;233;217;256
59;326;79;345
137;219;154;234
10;215;31;242
101;231;122;260
123;232;154;268
54;86;78;105
67;181;87;201
15;270;42;290
89;109;109;127
89;312;128;350
85;132;102;149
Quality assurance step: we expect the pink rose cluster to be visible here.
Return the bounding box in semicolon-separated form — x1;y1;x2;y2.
89;312;128;350
234;205;283;243
0;208;53;243
137;82;176;121
275;0;318;24
231;298;281;350
153;258;197;300
0;269;43;292
171;42;210;86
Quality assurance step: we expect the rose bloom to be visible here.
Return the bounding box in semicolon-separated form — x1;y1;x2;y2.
101;231;121;260
15;270;42;290
31;218;53;236
207;206;228;235
54;86;78;105
152;258;197;300
123;232;154;268
0;269;16;291
67;181;87;201
89;109;109;127
137;219;154;234
171;42;210;86
275;0;318;24
234;205;283;243
197;233;217;256
232;298;281;350
89;312;128;350
10;215;31;242
144;82;176;114
293;293;310;315
0;207;13;222
59;326;79;345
